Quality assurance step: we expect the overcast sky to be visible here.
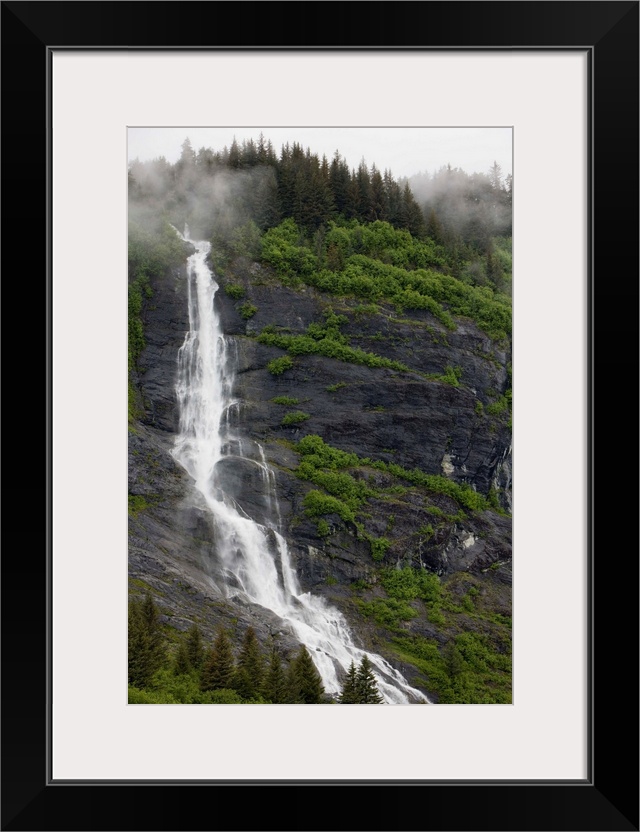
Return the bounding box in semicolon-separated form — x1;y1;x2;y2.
128;127;512;181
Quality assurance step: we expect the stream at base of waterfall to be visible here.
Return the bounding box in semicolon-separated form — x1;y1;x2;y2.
171;227;430;704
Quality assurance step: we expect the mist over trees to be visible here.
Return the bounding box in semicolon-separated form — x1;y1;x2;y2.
129;134;425;239
408;162;512;293
129;134;512;296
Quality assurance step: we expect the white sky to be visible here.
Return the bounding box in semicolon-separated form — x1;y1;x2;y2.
128;127;512;181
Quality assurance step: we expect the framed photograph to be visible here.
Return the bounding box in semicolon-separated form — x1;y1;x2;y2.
3;2;637;830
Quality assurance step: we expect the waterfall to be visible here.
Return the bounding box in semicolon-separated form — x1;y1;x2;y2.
171;227;430;704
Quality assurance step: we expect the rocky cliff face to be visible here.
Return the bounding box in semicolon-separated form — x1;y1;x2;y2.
128;251;512;700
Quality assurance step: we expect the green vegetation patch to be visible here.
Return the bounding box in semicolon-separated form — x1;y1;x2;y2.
281;411;310;426
391;631;511;704
239;302;257;319
267;332;405;368
303;490;355;523
224;283;245;299
271;396;299;406
355;597;417;630
380;566;441;604
128;220;186;424
267;355;294;375
128;494;151;516
261;219;511;340
296;435;488;513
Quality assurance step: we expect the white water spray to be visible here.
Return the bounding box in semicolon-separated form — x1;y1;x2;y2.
172;227;429;704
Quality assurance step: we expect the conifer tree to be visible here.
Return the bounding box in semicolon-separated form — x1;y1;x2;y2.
200;626;236;692
284;656;302;703
356;159;373;222
186;622;204;670
383;169;402;226
263;647;287;704
444;641;465;679
329;151;351;215
234;626;264;699
339;661;359;703
128;592;165;689
400;182;425;237
425;208;445;245
356;655;384;704
173;639;191;676
291;645;325;704
369;165;386;222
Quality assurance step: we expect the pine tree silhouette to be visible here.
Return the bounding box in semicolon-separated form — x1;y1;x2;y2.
173;639;191;676
356;655;384;704
235;626;264;699
128;592;165;689
339;661;359;703
290;645;324;704
263;648;287;704
185;623;204;669
201;627;235;691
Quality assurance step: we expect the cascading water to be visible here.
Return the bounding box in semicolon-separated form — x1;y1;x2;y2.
172;226;430;704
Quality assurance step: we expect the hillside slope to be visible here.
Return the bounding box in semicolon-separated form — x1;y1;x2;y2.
128;220;512;703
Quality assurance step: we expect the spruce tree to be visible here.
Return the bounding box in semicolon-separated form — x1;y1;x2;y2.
339;661;359;704
444;641;465;679
263;648;287;704
235;626;264;699
356;655;384;704
186;623;204;670
284;656;302;703
128;593;165;689
173;639;191;676
291;645;325;704
400;182;425;237
329;151;351;216
200;626;236;692
425;208;445;245
369;165;386;222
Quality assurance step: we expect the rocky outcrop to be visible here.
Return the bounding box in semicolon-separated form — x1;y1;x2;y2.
128;253;512;688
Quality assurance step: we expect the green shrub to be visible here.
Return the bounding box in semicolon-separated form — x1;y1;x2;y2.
128;686;178;704
296;434;360;469
281;411;310;426
239;302;257;319
380;566;441;604
128;495;149;516
326;382;347;392
128;219;185;278
258;330;409;372
369;536;390;561
428;608;446;625
418;523;434;540
267;356;294;375
295;434;489;513
271;395;299;406
356;597;417;628
260;219;511;340
487;393;511;417
225;283;245;299
316;519;330;537
297;466;373;511
441;366;463;386
303;490;355;522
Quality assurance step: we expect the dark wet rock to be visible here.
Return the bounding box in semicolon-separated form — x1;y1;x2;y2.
129;255;512;691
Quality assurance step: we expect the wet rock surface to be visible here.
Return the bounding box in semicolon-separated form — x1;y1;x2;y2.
129;256;512;686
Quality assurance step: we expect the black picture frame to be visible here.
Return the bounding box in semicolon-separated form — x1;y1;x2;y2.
2;2;638;830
